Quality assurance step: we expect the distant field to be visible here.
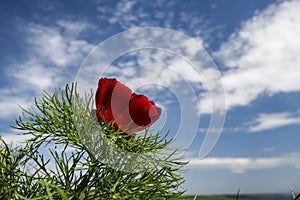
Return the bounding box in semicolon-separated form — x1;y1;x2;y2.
180;194;292;200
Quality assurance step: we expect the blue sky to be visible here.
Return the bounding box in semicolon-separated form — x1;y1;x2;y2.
1;0;300;195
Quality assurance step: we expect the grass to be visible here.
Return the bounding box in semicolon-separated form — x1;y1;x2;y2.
179;194;295;200
179;186;300;200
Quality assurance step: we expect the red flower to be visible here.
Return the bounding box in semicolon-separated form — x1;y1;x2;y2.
95;78;161;135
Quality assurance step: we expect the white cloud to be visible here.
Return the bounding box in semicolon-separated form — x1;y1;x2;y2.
97;0;211;44
98;0;173;29
198;111;300;134
11;59;61;90
0;96;32;120
56;20;95;38
188;153;300;174
247;112;300;132
0;85;36;120
213;0;300;110
26;22;94;67
2;134;29;145
0;20;95;120
1;131;32;145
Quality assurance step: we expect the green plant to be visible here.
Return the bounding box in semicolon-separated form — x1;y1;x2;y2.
0;83;187;199
290;185;300;200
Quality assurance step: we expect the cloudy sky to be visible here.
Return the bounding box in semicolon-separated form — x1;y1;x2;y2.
1;0;300;195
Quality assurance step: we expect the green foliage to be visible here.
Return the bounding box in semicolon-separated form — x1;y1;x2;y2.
290;185;300;200
180;195;300;200
0;83;187;199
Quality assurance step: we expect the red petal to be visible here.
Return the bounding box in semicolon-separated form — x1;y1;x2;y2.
110;81;132;129
95;78;117;122
95;78;161;134
128;94;161;132
95;78;116;110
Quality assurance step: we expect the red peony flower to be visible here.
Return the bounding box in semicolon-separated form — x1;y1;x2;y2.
95;78;161;135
